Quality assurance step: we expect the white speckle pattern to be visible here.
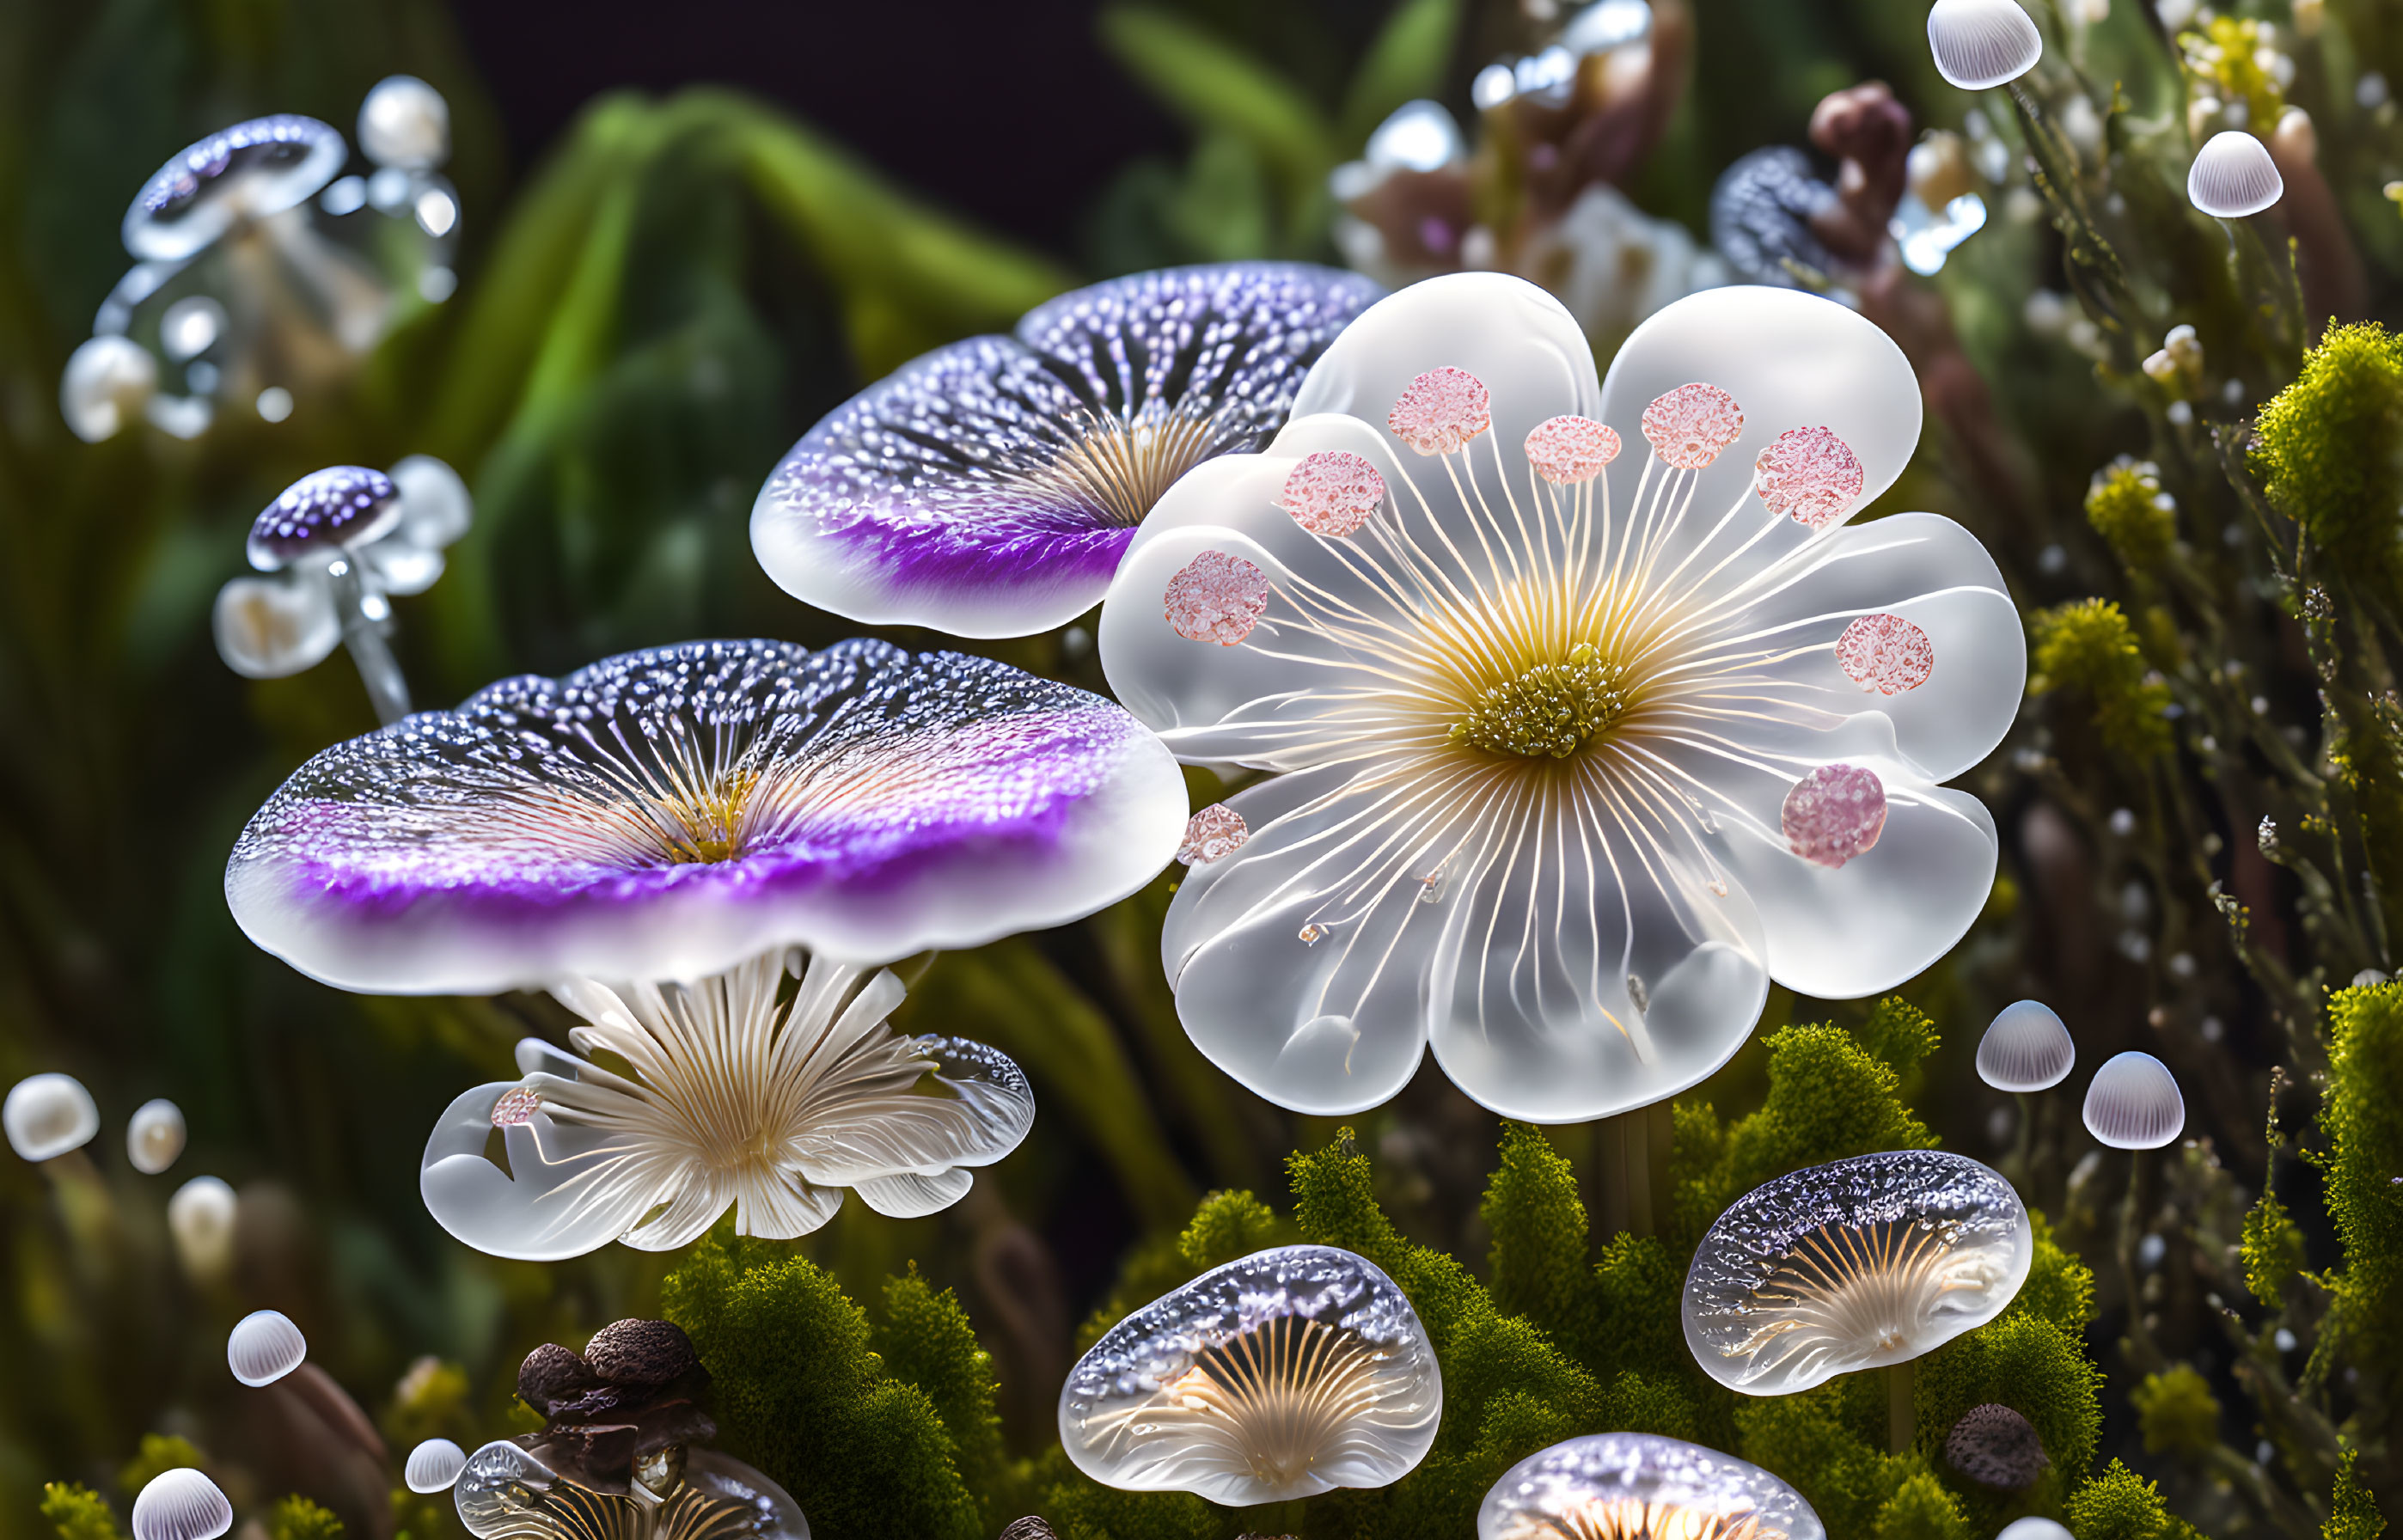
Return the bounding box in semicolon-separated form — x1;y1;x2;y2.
1780;763;1887;868
1177;804;1250;865
1165;550;1271;645
1642;382;1745;469
1477;1432;1825;1540
125;116;346;261
247;466;400;569
1387;366;1492;455
1755;425;1865;529
1835;613;1934;695
1277;451;1385;536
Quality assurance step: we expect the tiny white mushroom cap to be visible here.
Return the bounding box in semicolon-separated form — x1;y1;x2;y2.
128;1098;188;1175
229;1308;308;1385
1928;0;2044;90
2082;1050;2186;1148
168;1175;238;1278
405;1438;468;1494
214;574;342;680
5;1072;100;1162
131;1470;233;1540
2189;131;2284;217
389;455;474;550
61;335;159;443
1997;1521;2076;1540
1977;1000;2076;1091
1477;1432;1825;1540
358;76;450;172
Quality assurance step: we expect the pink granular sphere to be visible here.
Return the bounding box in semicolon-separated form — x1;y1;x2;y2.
1165;549;1271;645
1278;451;1385;536
1641;382;1745;470
1781;762;1888;869
1836;613;1935;695
1525;415;1622;485
1177;804;1250;865
490;1088;542;1127
1756;425;1865;529
1388;366;1492;455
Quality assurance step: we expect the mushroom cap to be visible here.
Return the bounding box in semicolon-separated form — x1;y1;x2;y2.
456;1439;808;1540
228;1307;309;1386
2188;131;2284;217
752;263;1379;639
406;1438;469;1494
1996;1522;2075;1540
1709;147;1842;290
4;1072;100;1162
1477;1432;1825;1540
584;1319;702;1386
389;455;474;550
1682;1149;2033;1394
1946;1402;2050;1488
60;334;159;442
225;638;1189;993
248;466;403;571
1976;999;2076;1091
214;572;342;680
358;76;450;171
1363;101;1465;174
2082;1050;2186;1148
131;1470;233;1540
1926;0;2044;91
127;1097;188;1174
1060;1244;1441;1505
124;115;346;262
167;1175;238;1275
517;1343;601;1415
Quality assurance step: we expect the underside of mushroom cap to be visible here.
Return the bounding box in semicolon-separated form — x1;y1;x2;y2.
1477;1432;1826;1540
1682;1148;2033;1394
456;1439;808;1540
125;115;346;262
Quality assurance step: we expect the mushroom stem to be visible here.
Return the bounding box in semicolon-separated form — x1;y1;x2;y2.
2009;1091;2034;1187
1888;1359;1915;1455
327;559;411;724
1598;1103;1674;1238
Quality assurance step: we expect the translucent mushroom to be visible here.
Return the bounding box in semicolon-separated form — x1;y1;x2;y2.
1945;1402;2049;1489
1976;999;2076;1091
168;1175;238;1279
131;1470;233;1540
2082;1051;2185;1148
1926;0;2045;91
1477;1432;1825;1540
224;638;1186;994
2189;131;2284;217
1059;1244;1440;1505
213;460;476;723
359;77;450;173
229;1308;309;1385
4;1072;100;1162
128;1097;188;1174
60;335;160;442
456;1440;809;1540
125;116;348;262
407;1438;469;1494
1996;1522;2075;1540
752;264;1379;638
419;950;1036;1257
1682;1149;2033;1395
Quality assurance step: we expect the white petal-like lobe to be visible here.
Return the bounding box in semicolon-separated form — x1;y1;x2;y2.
1478;1432;1825;1540
226;638;1186;993
1061;1244;1440;1505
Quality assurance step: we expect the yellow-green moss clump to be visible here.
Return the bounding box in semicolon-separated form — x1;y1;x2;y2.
40;1484;122;1540
2253;321;2403;584
2131;1366;2221;1458
2065;1459;2207;1538
2030;599;2174;760
2086;459;2178;571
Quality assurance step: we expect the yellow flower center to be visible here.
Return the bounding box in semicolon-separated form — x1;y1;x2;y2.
1448;642;1629;759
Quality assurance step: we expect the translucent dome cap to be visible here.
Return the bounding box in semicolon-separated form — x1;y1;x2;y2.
1682;1149;2033;1395
1477;1432;1825;1540
1059;1244;1441;1505
124;116;347;262
1976;999;2075;1091
456;1439;808;1540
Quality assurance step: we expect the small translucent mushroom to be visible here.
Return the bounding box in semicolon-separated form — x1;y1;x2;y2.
1945;1402;2050;1489
1059;1244;1441;1505
60;335;159;442
1477;1432;1825;1540
2082;1051;2186;1148
168;1175;238;1279
1926;0;2045;91
2189;131;2284;217
229;1308;309;1385
1977;999;2076;1091
1996;1522;2075;1540
127;1098;188;1175
406;1438;469;1494
219;465;425;722
125;116;348;263
131;1470;233;1540
455;1439;810;1540
359;77;451;172
1683;1150;2032;1451
4;1072;100;1162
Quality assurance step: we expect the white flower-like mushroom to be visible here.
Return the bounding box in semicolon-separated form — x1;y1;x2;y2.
1097;273;2021;1121
1060;1244;1441;1505
1977;999;2075;1092
60;335;161;443
2082;1051;2185;1148
1926;0;2045;91
131;1470;234;1540
128;1098;188;1174
421;952;1037;1257
1683;1149;2032;1450
4;1072;100;1162
2189;131;2285;218
456;1439;810;1540
1478;1431;1825;1540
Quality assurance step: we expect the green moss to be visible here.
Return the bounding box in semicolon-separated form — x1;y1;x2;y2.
115;1436;205;1500
1918;1311;2103;1491
266;1496;345;1540
2318;984;2403;1383
2013;1213;2101;1337
1873;1469;1974;1540
2066;1460;2205;1540
40;1484;122;1540
871;1267;1018;1528
2241;1189;2307;1308
382;1357;475;1453
2253;321;2403;578
1177;1188;1289;1270
2131;1366;2221;1458
2085;458;2179;570
2029;599;2175;760
2327;1449;2388;1540
1732;1385;1896;1537
1483;1123;1590;1342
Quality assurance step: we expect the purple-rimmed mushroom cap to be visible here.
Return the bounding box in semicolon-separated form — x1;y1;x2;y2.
751;262;1381;639
224;638;1187;993
125;115;348;263
1477;1432;1825;1540
1683;1149;2033;1395
248;466;403;571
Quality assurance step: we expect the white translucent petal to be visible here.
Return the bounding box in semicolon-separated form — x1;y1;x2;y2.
621;1176;745;1251
227;1308;308;1386
213;574;340;679
1290;270;1600;440
513;1037;585;1080
790;1035;1036;1186
61;335;158;443
4;1072;99;1162
360;540;444;596
418;1082;661;1261
2082;1051;2185;1148
132;1470;233;1540
390;454;473;548
853;1169;974;1217
1978;1000;2076;1091
128;1098;188;1174
406;1437;468;1494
